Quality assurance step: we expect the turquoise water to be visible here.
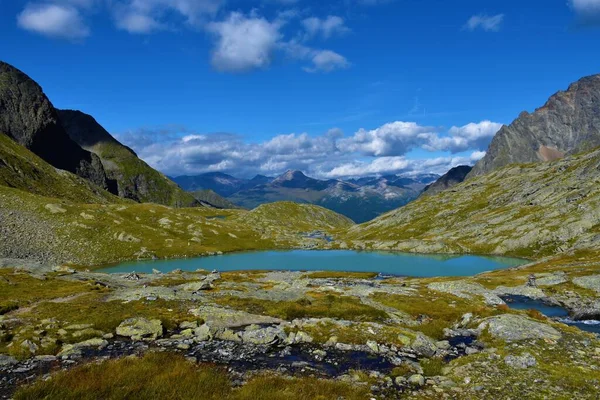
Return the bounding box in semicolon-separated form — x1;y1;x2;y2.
502;295;600;335
98;250;526;277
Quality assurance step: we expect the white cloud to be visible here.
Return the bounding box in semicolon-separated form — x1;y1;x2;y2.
117;118;502;179
17;3;90;40
339;121;435;157
470;150;486;162
464;14;504;32
112;0;222;33
207;12;283;72
303;50;349;73
423;120;503;153
114;11;163;33
571;0;600;24
302;16;349;39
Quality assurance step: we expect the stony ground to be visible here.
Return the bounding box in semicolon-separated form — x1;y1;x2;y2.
1;253;599;399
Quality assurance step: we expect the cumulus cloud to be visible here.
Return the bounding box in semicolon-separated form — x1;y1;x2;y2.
423;120;502;153
112;0;222;33
339;121;436;157
116;119;502;179
464;14;504;32
570;0;600;24
207;12;283;72
303;50;350;73
17;3;90;40
302;16;350;39
15;1;350;73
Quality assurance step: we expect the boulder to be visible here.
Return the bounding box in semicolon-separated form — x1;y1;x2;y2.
116;318;163;340
573;275;600;293
58;338;108;358
408;374;425;386
479;314;561;342
21;340;38;354
0;354;18;367
411;333;437;357
193;324;213;342
240;325;286;345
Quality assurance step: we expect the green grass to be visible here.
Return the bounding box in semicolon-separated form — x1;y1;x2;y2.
0;133;121;204
0;268;99;314
343;148;600;259
287;320;417;347
24;294;201;333
371;290;503;339
420;358;445;377
14;352;370;400
215;292;388;322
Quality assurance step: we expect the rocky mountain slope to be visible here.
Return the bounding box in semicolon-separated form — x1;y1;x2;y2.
0;132;122;204
0;182;350;265
0;62;113;192
343;147;600;258
191;189;242;209
421;165;472;196
469;73;600;177
58;110;199;208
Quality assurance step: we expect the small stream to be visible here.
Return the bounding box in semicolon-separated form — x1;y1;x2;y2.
501;295;600;335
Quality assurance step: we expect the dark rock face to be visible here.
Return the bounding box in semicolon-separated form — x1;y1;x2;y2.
58;109;136;155
469;74;600;177
58;109;199;207
0;62;113;192
421;165;472;196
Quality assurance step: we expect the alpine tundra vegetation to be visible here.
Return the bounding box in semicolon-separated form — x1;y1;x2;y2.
2;1;600;398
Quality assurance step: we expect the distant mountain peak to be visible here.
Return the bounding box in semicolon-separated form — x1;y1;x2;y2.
276;170;307;180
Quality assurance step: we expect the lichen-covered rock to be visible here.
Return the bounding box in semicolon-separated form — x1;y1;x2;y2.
428;281;504;306
215;328;241;342
116;318;163;340
0;354;17;367
193;324;212;342
504;353;537;369
411;333;437;357
571;300;600;320
240;325;286;345
57;338;108;358
408;374;425;386
479;314;561;342
572;275;600;293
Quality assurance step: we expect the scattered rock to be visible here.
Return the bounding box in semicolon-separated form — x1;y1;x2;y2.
409;374;425;386
479;314;561;342
0;354;18;367
45;204;66;214
573;275;600;293
57;338;108;358
240;325;286;345
504;353;537;369
116;318;163;340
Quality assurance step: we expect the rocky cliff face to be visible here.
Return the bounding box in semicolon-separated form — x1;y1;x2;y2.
421;165;472;196
58;109;199;208
0;62;114;192
469;74;600;177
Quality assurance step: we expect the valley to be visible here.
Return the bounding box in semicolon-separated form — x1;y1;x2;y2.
1;61;600;400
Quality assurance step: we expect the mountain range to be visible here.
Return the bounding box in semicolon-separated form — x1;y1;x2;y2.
2;60;600;264
172;170;439;223
0;61;234;210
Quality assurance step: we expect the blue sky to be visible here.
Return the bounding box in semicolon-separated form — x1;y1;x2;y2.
2;0;600;178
